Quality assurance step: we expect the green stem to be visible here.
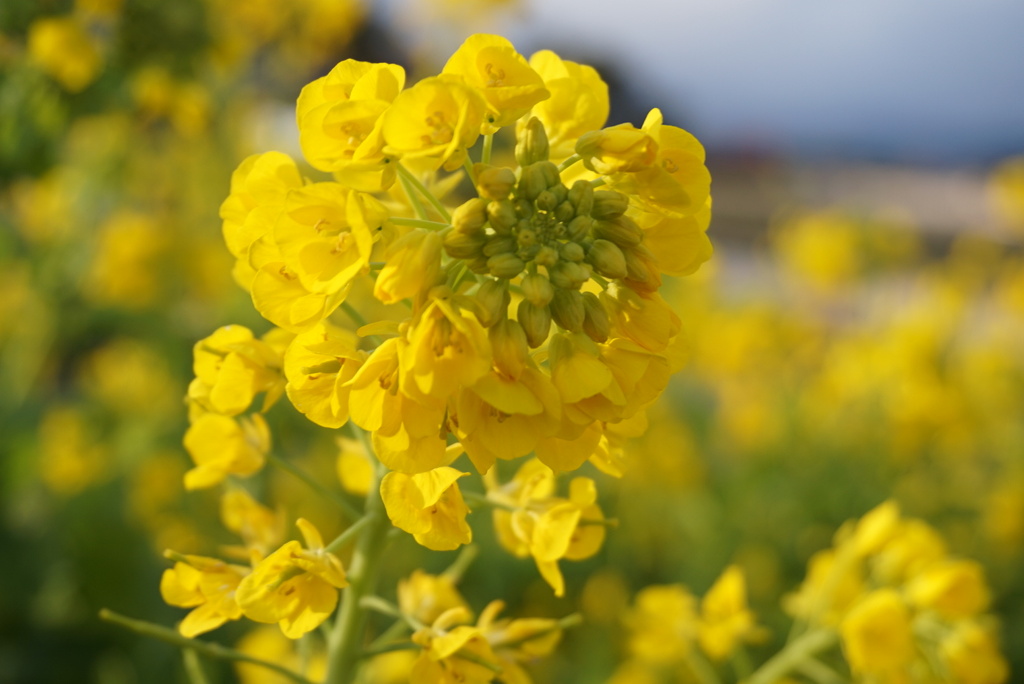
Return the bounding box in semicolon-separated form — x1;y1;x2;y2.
99;610;313;684
398;171;429;220
322;441;393;684
489;613;583;651
747;629;837;684
367;618;411;652
183;649;210;684
360;641;418;659
397;164;451;222
482;133;494;166
325;513;379;554
463;156;477;185
796;657;847;684
266;453;361;522
340;301;369;328
589;177;606;188
389;217;451;230
556;154;581;173
442;545;479;583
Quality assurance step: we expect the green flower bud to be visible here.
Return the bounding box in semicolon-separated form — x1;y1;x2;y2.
536;190;558;212
517;300;552;348
567;215;593;241
487;200;517;234
466;256;491;274
443;227;488;259
472;278;510;327
534;245;558;268
587;238;628;279
554;201;575;223
517;228;538;248
452;197;489;233
547;261;574;289
513;199;534;219
483;235;516;257
559;241;585;263
515;117;550;167
475;164;517;200
591;190;629;219
550;287;585;333
581;291;610;342
537;161;561;189
569;180;594;217
521;273;554;306
487;253;526;279
593;215;643;247
517;164;549;201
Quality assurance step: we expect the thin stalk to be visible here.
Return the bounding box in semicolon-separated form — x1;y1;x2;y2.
489;613;583;651
182;649;210;684
99;610;313;684
322;444;393;684
266;453;361;522
340;301;369;328
482;133;494;165
747;629;837;684
325;513;379;554
442;545;479;583
399;171;429;219
589;177;607;188
367;618;411;652
557;154;581;173
463;156;477;185
397;164;451;222
685;649;723;684
796;658;847;684
359;641;418;659
389;217;450;230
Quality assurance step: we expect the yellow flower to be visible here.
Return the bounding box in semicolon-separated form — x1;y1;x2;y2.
476;600;563;684
576;123;658;176
630;201;713;277
906;559;991;619
220;488;284;560
236;519;348;638
626;585;699;664
525;50;608;161
840;589;915;676
160;553;247;637
296;59;406;190
382;77;486;171
783;548;864;626
381;468;472;551
411;609;499;684
398;570;471;626
442;34;549;131
600;284;681;354
84;212;167;309
336;436;374;496
183;413;271;490
373;229;444;305
283;322;365;428
697;566;760;661
28;16;102;92
188;325;285;417
940;621;1009;684
234;626;328;684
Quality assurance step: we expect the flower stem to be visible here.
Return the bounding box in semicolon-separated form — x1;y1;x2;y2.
747;629;837;684
397;164;451;222
322;440;393;684
482;133;494;166
557;154;581;173
182;649;210;684
398;171;429;220
99;610;313;684
388;216;451;230
266;452;361;521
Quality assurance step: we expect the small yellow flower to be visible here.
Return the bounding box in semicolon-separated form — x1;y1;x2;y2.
236;519;348;638
188;325;285;418
697;566;760;661
220;488;284;560
576;123;658;176
906;559;991;619
381;468;473;551
160;553;248;638
940;621;1009;684
411;608;499;684
183;413;271;490
28;16;102;92
525;50;608;161
398;570;471;626
373;229;444;305
442;34;549;131
283;322;365;428
840;589;915;676
626;585;699;664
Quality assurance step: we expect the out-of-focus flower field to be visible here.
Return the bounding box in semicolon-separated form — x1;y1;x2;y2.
2;1;1023;683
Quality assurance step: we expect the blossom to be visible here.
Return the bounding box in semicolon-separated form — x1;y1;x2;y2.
160;553;248;637
381;468;472;551
183;413;271;490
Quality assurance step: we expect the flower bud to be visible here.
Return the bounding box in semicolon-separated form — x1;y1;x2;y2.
581;291;610;342
534;245;558;267
487;200;517;234
560;242;585;262
623;245;662;292
515;117;550;167
490;318;530;379
517;300;552;348
443;227;487;259
550;288;585;333
593;215;643;247
554;201;575;223
474;164;517;200
483;235;516;257
466;255;490;274
488;253;525;279
517;163;549;201
517;228;538;248
536;190;558;212
547;261;574;289
569;180;594;217
513;199;534;219
452;197;489;233
567;215;593;241
587;239;628;279
591;190;629;220
472;278;510;327
521;273;554;306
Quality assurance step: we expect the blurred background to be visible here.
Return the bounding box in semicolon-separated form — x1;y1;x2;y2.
2;0;1023;682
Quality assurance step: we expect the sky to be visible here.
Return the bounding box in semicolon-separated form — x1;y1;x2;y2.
381;0;1024;164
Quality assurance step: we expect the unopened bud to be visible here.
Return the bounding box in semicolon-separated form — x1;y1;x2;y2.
487;253;525;279
587;239;628;279
547;261;574;289
487;200;517;234
569;180;594;217
466;256;491;274
517;228;538;248
513;199;534;219
517;164;548;201
443;228;488;259
515;117;550;167
490;318;530;379
472;278;510;327
593;215;643;247
560;242;585;263
517;300;552;348
483;235;516;257
550;288;585;333
521;273;554;306
554;201;575;223
536;190;558;212
475;165;517;200
581;291;610;342
452;198;488;233
591;190;629;220
534;245;558;268
575;124;658;175
567;215;593;241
